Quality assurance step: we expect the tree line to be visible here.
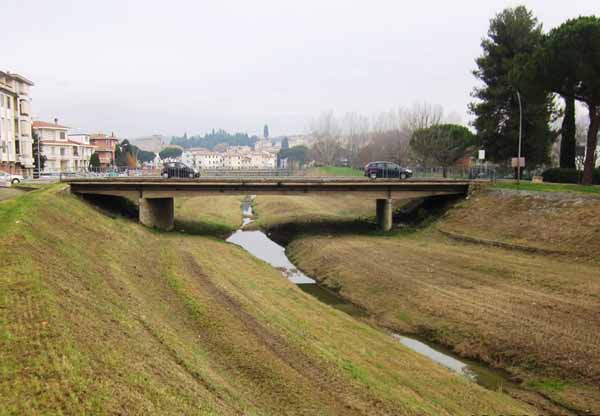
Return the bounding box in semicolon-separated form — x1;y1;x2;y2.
306;8;599;184
171;130;258;150
306;104;474;175
472;7;599;184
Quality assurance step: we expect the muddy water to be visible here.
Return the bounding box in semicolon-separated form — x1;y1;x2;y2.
227;199;513;391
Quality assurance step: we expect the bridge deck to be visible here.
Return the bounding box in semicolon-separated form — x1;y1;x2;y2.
64;177;471;199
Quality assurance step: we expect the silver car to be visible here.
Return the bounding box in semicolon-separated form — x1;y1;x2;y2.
0;171;24;186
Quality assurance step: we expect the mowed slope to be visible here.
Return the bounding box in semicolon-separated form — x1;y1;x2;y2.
278;189;600;413
439;188;600;258
0;186;530;415
252;194;407;230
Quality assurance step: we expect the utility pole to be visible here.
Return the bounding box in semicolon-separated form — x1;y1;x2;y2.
516;91;523;185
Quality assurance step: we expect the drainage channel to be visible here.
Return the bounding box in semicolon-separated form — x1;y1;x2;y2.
226;198;514;392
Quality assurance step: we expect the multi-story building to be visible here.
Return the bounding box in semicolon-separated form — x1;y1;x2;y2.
181;148;277;170
182;149;223;169
89;133;119;168
0;71;34;175
32;121;95;172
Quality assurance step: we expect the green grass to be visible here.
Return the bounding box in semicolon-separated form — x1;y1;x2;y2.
0;187;27;202
493;181;600;194
306;166;364;177
0;185;531;415
174;195;243;238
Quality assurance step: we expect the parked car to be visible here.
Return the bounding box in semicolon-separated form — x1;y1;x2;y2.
364;162;412;179
0;171;24;185
161;162;200;179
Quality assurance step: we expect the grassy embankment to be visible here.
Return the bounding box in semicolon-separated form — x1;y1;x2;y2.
0;188;26;202
0;185;531;415
174;196;243;237
253;186;600;414
305;166;364;177
493;181;600;195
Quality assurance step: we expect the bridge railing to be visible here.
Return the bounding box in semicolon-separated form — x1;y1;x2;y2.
50;165;496;181
56;166;299;180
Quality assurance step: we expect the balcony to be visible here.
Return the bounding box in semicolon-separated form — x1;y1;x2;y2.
19;100;30;116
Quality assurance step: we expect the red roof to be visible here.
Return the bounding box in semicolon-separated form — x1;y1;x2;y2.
32;120;69;130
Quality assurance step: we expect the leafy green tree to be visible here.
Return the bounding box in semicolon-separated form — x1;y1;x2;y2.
533;16;600;184
410;124;475;177
159;147;183;160
470;6;556;167
170;130;257;149
278;145;309;166
560;96;576;168
137;150;157;163
89;152;100;169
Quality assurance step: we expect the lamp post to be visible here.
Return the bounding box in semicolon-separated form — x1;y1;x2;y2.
516;91;523;184
36;133;41;179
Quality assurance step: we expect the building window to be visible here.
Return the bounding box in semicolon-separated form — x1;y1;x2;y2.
60;131;66;140
60;147;66;156
6;97;11;109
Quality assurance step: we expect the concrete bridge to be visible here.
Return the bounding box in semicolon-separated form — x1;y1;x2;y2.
64;177;471;231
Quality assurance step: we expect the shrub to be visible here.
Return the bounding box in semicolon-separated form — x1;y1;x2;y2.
542;168;600;184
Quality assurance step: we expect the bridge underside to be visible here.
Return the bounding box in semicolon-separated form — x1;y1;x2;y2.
66;178;470;232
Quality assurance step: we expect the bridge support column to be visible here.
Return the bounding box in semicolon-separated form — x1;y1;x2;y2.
139;197;174;231
376;198;393;231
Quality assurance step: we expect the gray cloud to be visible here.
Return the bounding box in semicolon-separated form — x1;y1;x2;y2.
3;0;597;137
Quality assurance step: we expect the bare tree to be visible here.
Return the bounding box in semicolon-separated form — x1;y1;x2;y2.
307;102;446;168
342;112;370;167
310;111;343;165
403;102;444;134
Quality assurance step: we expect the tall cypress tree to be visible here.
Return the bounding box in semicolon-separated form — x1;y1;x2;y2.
470;6;555;167
559;96;576;168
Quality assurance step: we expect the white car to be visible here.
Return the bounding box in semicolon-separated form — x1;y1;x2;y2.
0;171;24;186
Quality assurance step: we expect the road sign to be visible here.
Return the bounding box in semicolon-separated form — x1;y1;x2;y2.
478;150;485;160
511;157;525;168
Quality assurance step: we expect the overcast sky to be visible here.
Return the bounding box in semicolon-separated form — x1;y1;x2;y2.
3;0;597;138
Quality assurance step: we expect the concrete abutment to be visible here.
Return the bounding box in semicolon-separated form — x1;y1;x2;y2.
376;198;393;231
139;197;174;231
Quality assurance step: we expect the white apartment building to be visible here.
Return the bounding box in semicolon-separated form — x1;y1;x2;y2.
0;71;34;175
182;149;224;169
181;148;277;170
32;121;95;172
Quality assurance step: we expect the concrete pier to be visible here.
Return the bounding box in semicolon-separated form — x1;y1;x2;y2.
376;198;393;231
139;197;174;231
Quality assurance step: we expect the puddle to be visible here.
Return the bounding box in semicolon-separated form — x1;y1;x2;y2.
226;197;513;391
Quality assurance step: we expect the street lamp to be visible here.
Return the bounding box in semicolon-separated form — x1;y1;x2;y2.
516;91;523;184
36;132;41;178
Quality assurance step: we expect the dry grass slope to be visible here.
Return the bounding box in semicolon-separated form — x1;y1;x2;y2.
278;189;600;414
0;186;530;415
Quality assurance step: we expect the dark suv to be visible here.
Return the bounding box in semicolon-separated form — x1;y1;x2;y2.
364;162;412;179
161;162;200;179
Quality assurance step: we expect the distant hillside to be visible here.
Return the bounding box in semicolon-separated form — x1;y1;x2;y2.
129;135;169;153
171;130;258;150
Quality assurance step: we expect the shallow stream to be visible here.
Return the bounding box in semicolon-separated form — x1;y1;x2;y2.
227;198;513;392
